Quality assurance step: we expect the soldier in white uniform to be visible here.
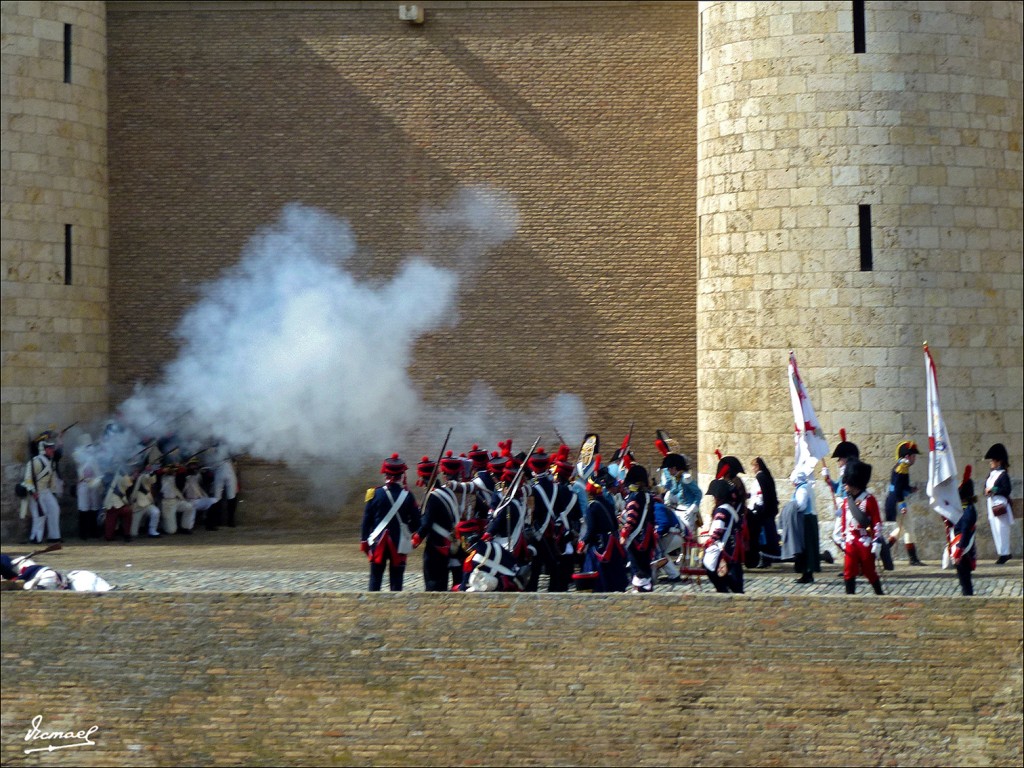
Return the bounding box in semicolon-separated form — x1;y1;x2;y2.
102;468;134;542
210;449;239;529
130;466;161;538
74;434;104;539
158;464;195;535
182;459;218;526
22;434;62;543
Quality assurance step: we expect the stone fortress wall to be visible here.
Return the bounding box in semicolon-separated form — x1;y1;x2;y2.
1;0;110;493
1;1;1021;559
696;1;1023;555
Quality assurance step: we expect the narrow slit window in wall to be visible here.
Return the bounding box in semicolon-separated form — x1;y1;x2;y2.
64;224;73;285
853;0;866;53
858;205;872;272
64;24;72;83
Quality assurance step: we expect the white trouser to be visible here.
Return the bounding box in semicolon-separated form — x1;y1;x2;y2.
77;481;103;512
160;499;196;534
988;508;1014;556
188;496;217;514
655;530;682;579
131;505;160;537
29;490;61;542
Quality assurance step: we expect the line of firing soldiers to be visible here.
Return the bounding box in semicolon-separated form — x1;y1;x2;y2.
19;427;239;544
360;439;711;593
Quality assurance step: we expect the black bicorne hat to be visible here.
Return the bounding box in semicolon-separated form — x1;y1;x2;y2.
984;443;1009;466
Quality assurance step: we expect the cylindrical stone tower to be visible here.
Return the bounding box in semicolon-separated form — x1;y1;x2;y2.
1;1;109;537
697;1;1022;557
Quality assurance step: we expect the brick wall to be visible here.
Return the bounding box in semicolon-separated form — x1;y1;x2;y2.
1;593;1021;766
102;1;700;522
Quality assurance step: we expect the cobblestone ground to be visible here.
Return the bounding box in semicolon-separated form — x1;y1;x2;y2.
98;567;1024;596
6;526;1019;597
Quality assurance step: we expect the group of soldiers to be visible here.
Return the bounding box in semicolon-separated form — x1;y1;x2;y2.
360;433;725;594
360;431;1016;596
18;426;239;545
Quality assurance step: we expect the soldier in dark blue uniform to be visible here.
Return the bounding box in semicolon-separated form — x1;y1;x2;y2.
620;464;657;593
466;444;494;520
360;453;420;592
704;478;744;593
485;460;530;561
951;466;978;595
885;441;924;565
412;452;466;592
549;446;583;591
576;463;628;593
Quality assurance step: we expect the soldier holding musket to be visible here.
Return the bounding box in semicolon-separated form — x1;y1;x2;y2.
412;451;471;591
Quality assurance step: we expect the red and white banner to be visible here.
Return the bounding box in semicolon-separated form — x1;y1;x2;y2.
788;352;829;477
925;344;962;524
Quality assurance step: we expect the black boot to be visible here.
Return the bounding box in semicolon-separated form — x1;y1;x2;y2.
906;544;925;566
78;511;92;540
845;578;856;594
795;573;814;584
871;580;884;595
995;555;1011;565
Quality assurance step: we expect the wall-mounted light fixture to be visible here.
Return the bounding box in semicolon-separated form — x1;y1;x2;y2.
399;5;425;25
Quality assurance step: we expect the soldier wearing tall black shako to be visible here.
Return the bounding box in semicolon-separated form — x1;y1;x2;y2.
576;462;629;593
413;451;468;592
703;478;744;593
619;464;657;593
360;453;420;592
466;444;496;521
524;446;580;592
950;466;978;596
484;454;531;563
550;445;583;590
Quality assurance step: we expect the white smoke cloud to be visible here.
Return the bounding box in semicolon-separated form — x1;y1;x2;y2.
105;186;587;505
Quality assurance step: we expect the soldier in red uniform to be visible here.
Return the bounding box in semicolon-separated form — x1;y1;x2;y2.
837;459;885;595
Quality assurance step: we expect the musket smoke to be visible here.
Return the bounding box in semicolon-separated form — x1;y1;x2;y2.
110;186;587;505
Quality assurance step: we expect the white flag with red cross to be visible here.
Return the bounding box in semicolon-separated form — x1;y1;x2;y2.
788;351;830;476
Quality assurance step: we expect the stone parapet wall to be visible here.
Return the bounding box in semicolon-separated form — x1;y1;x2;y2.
1;592;1021;766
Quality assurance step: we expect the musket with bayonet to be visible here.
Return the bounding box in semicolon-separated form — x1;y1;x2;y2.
419;427;454;508
493;436;542;542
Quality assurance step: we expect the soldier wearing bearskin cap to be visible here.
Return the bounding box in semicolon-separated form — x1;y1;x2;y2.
835;459;885;595
360;453;421;592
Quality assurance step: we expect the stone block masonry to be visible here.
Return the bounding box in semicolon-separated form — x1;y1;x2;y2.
1;593;1021;766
